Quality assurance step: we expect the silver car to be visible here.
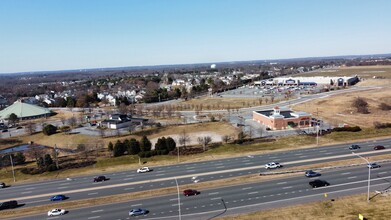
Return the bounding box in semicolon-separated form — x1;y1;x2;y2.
129;208;149;216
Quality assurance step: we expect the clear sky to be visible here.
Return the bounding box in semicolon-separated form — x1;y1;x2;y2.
0;0;390;73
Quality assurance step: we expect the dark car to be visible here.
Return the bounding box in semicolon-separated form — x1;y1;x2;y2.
305;170;321;177
16;126;23;129
0;200;18;210
93;176;109;182
50;195;67;201
0;182;6;188
349;144;360;150
309;179;329;188
183;189;200;196
374;145;385;150
2;129;8;132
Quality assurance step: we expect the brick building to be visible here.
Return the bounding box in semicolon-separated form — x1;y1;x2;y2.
253;106;312;130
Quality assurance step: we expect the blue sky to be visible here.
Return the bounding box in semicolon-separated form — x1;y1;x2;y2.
0;0;390;73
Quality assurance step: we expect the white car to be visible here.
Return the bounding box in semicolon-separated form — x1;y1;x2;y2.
265;162;282;169
48;209;66;216
137;167;152;173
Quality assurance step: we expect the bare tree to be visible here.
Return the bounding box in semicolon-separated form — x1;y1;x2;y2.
178;130;190;148
60;116;67;126
197;136;212;151
352;97;369;114
118;103;128;115
166;105;173;118
68;116;77;128
25;121;36;135
221;135;232;144
25;144;46;166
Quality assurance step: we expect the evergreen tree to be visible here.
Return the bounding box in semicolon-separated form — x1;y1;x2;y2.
128;138;141;155
108;142;114;151
140;136;152;152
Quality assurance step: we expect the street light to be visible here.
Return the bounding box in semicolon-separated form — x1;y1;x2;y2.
352;152;371;202
9;154;16;183
174;178;181;220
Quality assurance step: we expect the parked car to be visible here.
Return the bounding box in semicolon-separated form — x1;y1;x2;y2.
374;145;385;150
0;182;5;188
349;144;360;150
50;195;67;201
129;208;149;216
367;163;381;169
183;189;200;196
16;126;23;129
0;200;18;210
137;167;153;173
309;179;329;188
2;129;8;132
305;170;321;177
93;176;109;182
48;209;66;216
265;162;282;169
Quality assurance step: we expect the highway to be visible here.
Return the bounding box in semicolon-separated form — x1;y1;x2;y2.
1;138;390;207
11;161;391;220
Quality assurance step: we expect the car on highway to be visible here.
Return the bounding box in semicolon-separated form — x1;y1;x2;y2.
265;162;282;169
48;209;66;216
2;129;8;132
309;179;329;188
349;144;360;150
0;200;18;210
50;195;67;201
0;182;5;188
305;170;321;177
129;208;149;216
93;175;109;182
137;167;153;173
374;145;385;150
183;189;200;196
367;163;381;169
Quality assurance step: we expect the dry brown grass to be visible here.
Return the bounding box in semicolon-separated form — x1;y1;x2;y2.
176;97;262;110
293;86;391;128
218;193;391;220
296;65;391;79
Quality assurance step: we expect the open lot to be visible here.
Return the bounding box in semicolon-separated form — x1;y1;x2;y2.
293;79;391;128
296;65;391;79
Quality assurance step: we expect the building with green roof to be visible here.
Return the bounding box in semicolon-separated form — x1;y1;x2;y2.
0;100;52;120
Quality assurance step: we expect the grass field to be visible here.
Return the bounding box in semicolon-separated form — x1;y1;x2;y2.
296;65;391;79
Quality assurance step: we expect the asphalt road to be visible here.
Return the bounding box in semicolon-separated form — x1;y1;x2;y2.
12;162;391;220
1;138;390;207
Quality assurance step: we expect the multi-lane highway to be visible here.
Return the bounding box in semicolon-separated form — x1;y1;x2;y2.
1;138;390;219
12;161;391;220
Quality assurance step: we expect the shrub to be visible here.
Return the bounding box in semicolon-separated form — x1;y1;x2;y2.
379;103;391;111
332;126;361;132
374;122;391;129
43;124;57;136
47;164;58;172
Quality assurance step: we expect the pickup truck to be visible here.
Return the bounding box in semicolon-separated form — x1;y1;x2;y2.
265;162;282;169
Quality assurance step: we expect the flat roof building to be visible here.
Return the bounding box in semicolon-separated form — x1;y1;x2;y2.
253;106;312;130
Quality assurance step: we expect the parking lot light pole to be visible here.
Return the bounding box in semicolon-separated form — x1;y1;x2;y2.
352;152;371;203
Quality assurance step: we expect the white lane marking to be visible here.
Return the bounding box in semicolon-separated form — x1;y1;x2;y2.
124;187;134;191
155;174;165;176
172;203;183;206
295;153;303;156
47;217;59;219
88;192;98;195
348;176;357;179
59;183;69;186
242;187;252;190
216;166;225;169
21;191;32;194
91;210;103;213
57;186;69;189
87;217;100;219
169;198;178;201
210;197;221;200
186;167;195;169
244;162;253;165
283;186;292;189
378;171;388;174
208;192;219;195
24;187;36;190
131;204;142;207
155;170;165;173
277;182;287;185
299;156;307;158
186;170;196;172
123;178;133;181
341;172;351;175
248;191;258;195
325;152;333;155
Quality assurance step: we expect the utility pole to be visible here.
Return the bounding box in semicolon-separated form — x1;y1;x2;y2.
9;154;16;182
54;144;59;170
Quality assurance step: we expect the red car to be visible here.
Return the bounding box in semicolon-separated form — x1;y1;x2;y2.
374;145;385;150
183;189;200;197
